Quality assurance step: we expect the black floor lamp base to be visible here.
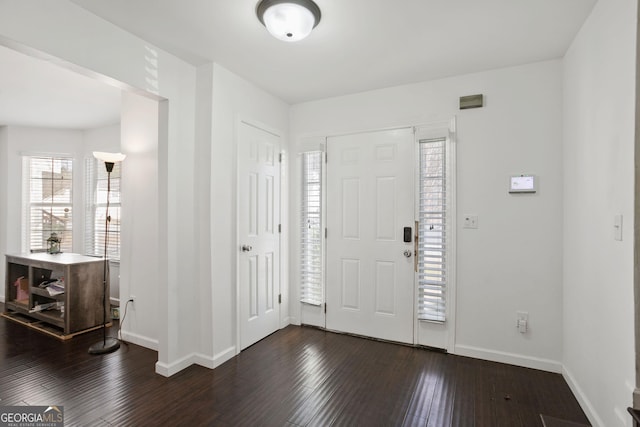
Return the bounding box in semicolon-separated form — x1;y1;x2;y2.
88;337;120;354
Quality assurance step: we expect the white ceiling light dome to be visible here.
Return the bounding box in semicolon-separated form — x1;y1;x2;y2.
256;0;321;42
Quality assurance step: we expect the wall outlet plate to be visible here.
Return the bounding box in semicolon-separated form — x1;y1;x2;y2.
463;215;478;229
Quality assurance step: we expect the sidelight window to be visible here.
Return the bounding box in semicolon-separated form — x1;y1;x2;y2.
300;151;324;305
417;138;448;322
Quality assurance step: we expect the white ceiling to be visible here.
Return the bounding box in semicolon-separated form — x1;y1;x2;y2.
0;44;121;129
0;0;597;129
71;0;597;104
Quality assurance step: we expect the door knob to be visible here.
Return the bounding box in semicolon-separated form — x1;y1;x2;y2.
241;245;253;252
403;250;412;258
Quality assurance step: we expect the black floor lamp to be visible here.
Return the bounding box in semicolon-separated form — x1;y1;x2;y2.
89;151;126;355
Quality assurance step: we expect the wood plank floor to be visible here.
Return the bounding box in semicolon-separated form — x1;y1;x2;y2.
0;311;589;426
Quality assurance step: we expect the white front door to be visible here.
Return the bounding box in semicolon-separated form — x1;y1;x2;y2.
238;121;281;350
326;128;415;344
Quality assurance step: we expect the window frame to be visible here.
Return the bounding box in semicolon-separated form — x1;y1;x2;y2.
299;151;325;306
415;124;456;326
22;155;74;253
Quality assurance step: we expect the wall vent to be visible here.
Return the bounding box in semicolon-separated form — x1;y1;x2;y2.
459;94;484;110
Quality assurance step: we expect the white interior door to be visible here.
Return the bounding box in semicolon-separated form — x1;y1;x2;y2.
326;128;415;344
238;121;281;350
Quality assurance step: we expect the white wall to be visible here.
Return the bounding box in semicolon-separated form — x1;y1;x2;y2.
0;0;200;376
290;59;564;372
83;124;119;154
118;92;162;351
562;0;637;426
194;63;214;365
209;63;290;366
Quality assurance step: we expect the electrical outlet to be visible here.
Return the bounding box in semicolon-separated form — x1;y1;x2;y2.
516;311;528;333
463;214;478;229
129;295;136;304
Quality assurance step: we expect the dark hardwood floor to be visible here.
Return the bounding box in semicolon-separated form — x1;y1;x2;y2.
0;309;589;426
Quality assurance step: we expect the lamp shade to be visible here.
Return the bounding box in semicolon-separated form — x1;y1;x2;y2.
257;0;321;42
93;152;126;163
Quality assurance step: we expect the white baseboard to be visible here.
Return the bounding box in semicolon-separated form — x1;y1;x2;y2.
562;366;605;427
155;346;237;377
192;353;215;369
454;344;562;373
0;295;5;303
280;316;293;328
155;353;195;377
289;316;301;326
212;346;237;368
120;330;158;351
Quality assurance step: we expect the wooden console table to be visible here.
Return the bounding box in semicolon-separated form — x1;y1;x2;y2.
4;253;108;336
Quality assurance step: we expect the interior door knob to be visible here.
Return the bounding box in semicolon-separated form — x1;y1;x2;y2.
403;250;412;258
241;245;253;252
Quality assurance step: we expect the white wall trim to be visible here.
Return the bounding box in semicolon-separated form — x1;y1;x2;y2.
562;366;605;427
120;331;159;352
0;296;5;303
212;346;237;368
155;346;237;377
192;352;215;369
280;316;293;329
454;344;562;373
289;316;301;326
155;353;194;377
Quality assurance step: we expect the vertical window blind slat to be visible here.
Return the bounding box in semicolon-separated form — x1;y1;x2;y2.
418;138;447;322
300;152;323;306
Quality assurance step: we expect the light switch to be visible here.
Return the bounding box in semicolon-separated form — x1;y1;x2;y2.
614;215;623;241
463;215;478;229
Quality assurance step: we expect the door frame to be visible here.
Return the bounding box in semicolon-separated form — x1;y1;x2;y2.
296;120;457;352
235;117;284;353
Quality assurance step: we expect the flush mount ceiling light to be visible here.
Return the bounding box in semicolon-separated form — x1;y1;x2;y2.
256;0;321;42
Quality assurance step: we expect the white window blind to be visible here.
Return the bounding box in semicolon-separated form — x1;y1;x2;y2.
85;158;122;261
300;151;323;305
418;138;447;322
24;156;73;253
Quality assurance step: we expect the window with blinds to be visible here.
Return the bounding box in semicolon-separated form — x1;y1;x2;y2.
85;158;122;261
300;151;323;305
24;156;73;253
417;138;447;322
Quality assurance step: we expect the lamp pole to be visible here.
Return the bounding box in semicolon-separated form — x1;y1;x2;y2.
89;153;125;355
